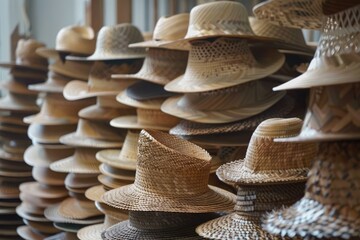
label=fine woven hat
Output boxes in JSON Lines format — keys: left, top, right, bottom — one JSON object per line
{"left": 28, "top": 72, "right": 75, "bottom": 93}
{"left": 36, "top": 25, "right": 96, "bottom": 58}
{"left": 49, "top": 59, "right": 92, "bottom": 80}
{"left": 217, "top": 118, "right": 317, "bottom": 185}
{"left": 112, "top": 48, "right": 188, "bottom": 86}
{"left": 28, "top": 123, "right": 77, "bottom": 144}
{"left": 0, "top": 79, "right": 38, "bottom": 95}
{"left": 162, "top": 80, "right": 286, "bottom": 124}
{"left": 125, "top": 80, "right": 175, "bottom": 101}
{"left": 67, "top": 23, "right": 146, "bottom": 61}
{"left": 102, "top": 130, "right": 236, "bottom": 213}
{"left": 58, "top": 197, "right": 103, "bottom": 220}
{"left": 263, "top": 141, "right": 360, "bottom": 239}
{"left": 0, "top": 92, "right": 39, "bottom": 113}
{"left": 116, "top": 89, "right": 165, "bottom": 110}
{"left": 0, "top": 39, "right": 48, "bottom": 71}
{"left": 164, "top": 38, "right": 285, "bottom": 93}
{"left": 129, "top": 13, "right": 189, "bottom": 49}
{"left": 24, "top": 93, "right": 94, "bottom": 125}
{"left": 59, "top": 119, "right": 126, "bottom": 148}
{"left": 273, "top": 6, "right": 360, "bottom": 91}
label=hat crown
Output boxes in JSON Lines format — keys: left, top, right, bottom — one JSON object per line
{"left": 75, "top": 119, "right": 124, "bottom": 141}
{"left": 136, "top": 108, "right": 179, "bottom": 128}
{"left": 55, "top": 25, "right": 96, "bottom": 54}
{"left": 153, "top": 13, "right": 189, "bottom": 41}
{"left": 16, "top": 39, "right": 48, "bottom": 68}
{"left": 118, "top": 130, "right": 139, "bottom": 163}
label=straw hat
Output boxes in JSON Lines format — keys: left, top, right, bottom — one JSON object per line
{"left": 129, "top": 13, "right": 189, "bottom": 49}
{"left": 31, "top": 166, "right": 67, "bottom": 186}
{"left": 85, "top": 185, "right": 106, "bottom": 203}
{"left": 9, "top": 67, "right": 47, "bottom": 81}
{"left": 16, "top": 203, "right": 48, "bottom": 222}
{"left": 264, "top": 141, "right": 360, "bottom": 239}
{"left": 58, "top": 198, "right": 103, "bottom": 220}
{"left": 50, "top": 148, "right": 101, "bottom": 174}
{"left": 63, "top": 60, "right": 139, "bottom": 100}
{"left": 0, "top": 181, "right": 20, "bottom": 199}
{"left": 124, "top": 80, "right": 175, "bottom": 101}
{"left": 44, "top": 232, "right": 79, "bottom": 240}
{"left": 67, "top": 23, "right": 146, "bottom": 61}
{"left": 0, "top": 78, "right": 38, "bottom": 95}
{"left": 0, "top": 122, "right": 28, "bottom": 134}
{"left": 36, "top": 25, "right": 96, "bottom": 58}
{"left": 23, "top": 219, "right": 59, "bottom": 234}
{"left": 116, "top": 89, "right": 166, "bottom": 110}
{"left": 217, "top": 118, "right": 317, "bottom": 185}
{"left": 49, "top": 59, "right": 92, "bottom": 80}
{"left": 112, "top": 48, "right": 188, "bottom": 86}
{"left": 59, "top": 119, "right": 125, "bottom": 148}
{"left": 24, "top": 93, "right": 94, "bottom": 125}
{"left": 28, "top": 72, "right": 73, "bottom": 93}
{"left": 102, "top": 130, "right": 235, "bottom": 213}
{"left": 19, "top": 182, "right": 68, "bottom": 199}
{"left": 24, "top": 144, "right": 74, "bottom": 167}
{"left": 0, "top": 112, "right": 28, "bottom": 126}
{"left": 53, "top": 222, "right": 87, "bottom": 233}
{"left": 164, "top": 38, "right": 285, "bottom": 93}
{"left": 162, "top": 80, "right": 285, "bottom": 123}
{"left": 96, "top": 130, "right": 139, "bottom": 171}
{"left": 28, "top": 123, "right": 77, "bottom": 144}
{"left": 17, "top": 225, "right": 49, "bottom": 240}
{"left": 0, "top": 39, "right": 48, "bottom": 71}
{"left": 0, "top": 92, "right": 39, "bottom": 113}
{"left": 99, "top": 163, "right": 135, "bottom": 181}
{"left": 64, "top": 173, "right": 99, "bottom": 189}
{"left": 98, "top": 175, "right": 133, "bottom": 190}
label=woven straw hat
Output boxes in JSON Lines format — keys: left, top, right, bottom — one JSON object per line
{"left": 0, "top": 79, "right": 38, "bottom": 95}
{"left": 217, "top": 118, "right": 317, "bottom": 185}
{"left": 273, "top": 6, "right": 360, "bottom": 91}
{"left": 59, "top": 119, "right": 125, "bottom": 148}
{"left": 116, "top": 89, "right": 166, "bottom": 110}
{"left": 0, "top": 122, "right": 28, "bottom": 134}
{"left": 112, "top": 48, "right": 188, "bottom": 86}
{"left": 63, "top": 61, "right": 139, "bottom": 100}
{"left": 85, "top": 185, "right": 106, "bottom": 203}
{"left": 102, "top": 130, "right": 236, "bottom": 213}
{"left": 124, "top": 80, "right": 175, "bottom": 101}
{"left": 99, "top": 163, "right": 135, "bottom": 181}
{"left": 28, "top": 123, "right": 77, "bottom": 144}
{"left": 264, "top": 141, "right": 360, "bottom": 239}
{"left": 96, "top": 130, "right": 139, "bottom": 171}
{"left": 24, "top": 144, "right": 74, "bottom": 167}
{"left": 24, "top": 93, "right": 94, "bottom": 125}
{"left": 129, "top": 13, "right": 189, "bottom": 49}
{"left": 17, "top": 225, "right": 49, "bottom": 240}
{"left": 58, "top": 197, "right": 103, "bottom": 220}
{"left": 49, "top": 59, "right": 92, "bottom": 80}
{"left": 50, "top": 148, "right": 101, "bottom": 174}
{"left": 0, "top": 39, "right": 48, "bottom": 71}
{"left": 32, "top": 166, "right": 67, "bottom": 186}
{"left": 67, "top": 24, "right": 146, "bottom": 61}
{"left": 0, "top": 112, "right": 28, "bottom": 126}
{"left": 98, "top": 174, "right": 133, "bottom": 190}
{"left": 28, "top": 72, "right": 74, "bottom": 93}
{"left": 9, "top": 67, "right": 47, "bottom": 81}
{"left": 36, "top": 26, "right": 96, "bottom": 59}
{"left": 164, "top": 38, "right": 285, "bottom": 93}
{"left": 0, "top": 92, "right": 39, "bottom": 113}
{"left": 23, "top": 219, "right": 59, "bottom": 234}
{"left": 65, "top": 173, "right": 99, "bottom": 189}
{"left": 162, "top": 80, "right": 285, "bottom": 123}
{"left": 19, "top": 182, "right": 68, "bottom": 200}
{"left": 44, "top": 232, "right": 79, "bottom": 240}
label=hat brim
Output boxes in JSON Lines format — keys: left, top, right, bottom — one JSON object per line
{"left": 129, "top": 39, "right": 188, "bottom": 50}
{"left": 96, "top": 149, "right": 136, "bottom": 171}
{"left": 24, "top": 145, "right": 74, "bottom": 168}
{"left": 110, "top": 115, "right": 172, "bottom": 131}
{"left": 63, "top": 81, "right": 121, "bottom": 101}
{"left": 0, "top": 98, "right": 39, "bottom": 113}
{"left": 0, "top": 62, "right": 48, "bottom": 71}
{"left": 31, "top": 166, "right": 67, "bottom": 186}
{"left": 49, "top": 64, "right": 90, "bottom": 81}
{"left": 50, "top": 155, "right": 101, "bottom": 174}
{"left": 85, "top": 185, "right": 106, "bottom": 203}
{"left": 116, "top": 91, "right": 163, "bottom": 110}
{"left": 16, "top": 205, "right": 48, "bottom": 222}
{"left": 0, "top": 184, "right": 20, "bottom": 199}
{"left": 78, "top": 104, "right": 135, "bottom": 122}
{"left": 28, "top": 124, "right": 77, "bottom": 144}
{"left": 23, "top": 114, "right": 78, "bottom": 125}
{"left": 17, "top": 225, "right": 48, "bottom": 240}
{"left": 0, "top": 80, "right": 38, "bottom": 95}
{"left": 44, "top": 232, "right": 79, "bottom": 240}
{"left": 77, "top": 223, "right": 108, "bottom": 240}
{"left": 59, "top": 133, "right": 124, "bottom": 148}
{"left": 98, "top": 175, "right": 133, "bottom": 190}
{"left": 125, "top": 81, "right": 176, "bottom": 100}
{"left": 66, "top": 53, "right": 146, "bottom": 62}
{"left": 0, "top": 123, "right": 27, "bottom": 134}
{"left": 0, "top": 114, "right": 27, "bottom": 126}
{"left": 28, "top": 81, "right": 66, "bottom": 93}
{"left": 19, "top": 182, "right": 68, "bottom": 199}
{"left": 58, "top": 198, "right": 103, "bottom": 220}
{"left": 99, "top": 163, "right": 136, "bottom": 181}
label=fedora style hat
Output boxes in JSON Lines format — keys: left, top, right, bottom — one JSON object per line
{"left": 0, "top": 39, "right": 48, "bottom": 71}
{"left": 67, "top": 24, "right": 146, "bottom": 61}
{"left": 0, "top": 92, "right": 39, "bottom": 113}
{"left": 217, "top": 118, "right": 317, "bottom": 185}
{"left": 263, "top": 141, "right": 360, "bottom": 239}
{"left": 31, "top": 166, "right": 67, "bottom": 186}
{"left": 0, "top": 78, "right": 38, "bottom": 95}
{"left": 49, "top": 59, "right": 92, "bottom": 80}
{"left": 59, "top": 119, "right": 125, "bottom": 148}
{"left": 116, "top": 89, "right": 166, "bottom": 110}
{"left": 129, "top": 13, "right": 189, "bottom": 49}
{"left": 63, "top": 60, "right": 140, "bottom": 101}
{"left": 102, "top": 130, "right": 236, "bottom": 213}
{"left": 164, "top": 38, "right": 285, "bottom": 93}
{"left": 28, "top": 123, "right": 77, "bottom": 144}
{"left": 28, "top": 72, "right": 74, "bottom": 93}
{"left": 162, "top": 80, "right": 285, "bottom": 123}
{"left": 36, "top": 26, "right": 96, "bottom": 59}
{"left": 112, "top": 48, "right": 188, "bottom": 86}
{"left": 24, "top": 93, "right": 94, "bottom": 125}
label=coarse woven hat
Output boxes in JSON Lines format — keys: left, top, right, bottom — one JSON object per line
{"left": 196, "top": 183, "right": 305, "bottom": 240}
{"left": 64, "top": 172, "right": 99, "bottom": 189}
{"left": 110, "top": 108, "right": 180, "bottom": 131}
{"left": 96, "top": 130, "right": 139, "bottom": 171}
{"left": 129, "top": 13, "right": 189, "bottom": 49}
{"left": 17, "top": 225, "right": 49, "bottom": 240}
{"left": 67, "top": 23, "right": 146, "bottom": 61}
{"left": 0, "top": 39, "right": 48, "bottom": 71}
{"left": 36, "top": 25, "right": 96, "bottom": 59}
{"left": 32, "top": 166, "right": 67, "bottom": 186}
{"left": 124, "top": 80, "right": 175, "bottom": 101}
{"left": 50, "top": 148, "right": 101, "bottom": 174}
{"left": 24, "top": 144, "right": 74, "bottom": 167}
{"left": 49, "top": 59, "right": 92, "bottom": 80}
{"left": 162, "top": 80, "right": 286, "bottom": 124}
{"left": 98, "top": 174, "right": 133, "bottom": 190}
{"left": 99, "top": 163, "right": 135, "bottom": 181}
{"left": 217, "top": 118, "right": 317, "bottom": 185}
{"left": 63, "top": 60, "right": 139, "bottom": 100}
{"left": 0, "top": 78, "right": 38, "bottom": 95}
{"left": 28, "top": 72, "right": 74, "bottom": 93}
{"left": 253, "top": 0, "right": 359, "bottom": 30}
{"left": 164, "top": 38, "right": 285, "bottom": 93}
{"left": 273, "top": 6, "right": 360, "bottom": 91}
{"left": 24, "top": 93, "right": 94, "bottom": 125}
{"left": 59, "top": 119, "right": 125, "bottom": 148}
{"left": 160, "top": 1, "right": 279, "bottom": 51}
{"left": 112, "top": 48, "right": 188, "bottom": 86}
{"left": 19, "top": 182, "right": 68, "bottom": 199}
{"left": 264, "top": 141, "right": 360, "bottom": 239}
{"left": 0, "top": 92, "right": 39, "bottom": 113}
{"left": 79, "top": 96, "right": 135, "bottom": 122}
{"left": 44, "top": 232, "right": 79, "bottom": 240}
{"left": 116, "top": 89, "right": 166, "bottom": 110}
{"left": 28, "top": 123, "right": 77, "bottom": 144}
{"left": 58, "top": 197, "right": 103, "bottom": 220}
{"left": 102, "top": 130, "right": 236, "bottom": 213}
{"left": 276, "top": 82, "right": 360, "bottom": 142}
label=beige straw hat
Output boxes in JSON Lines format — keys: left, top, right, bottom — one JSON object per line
{"left": 28, "top": 123, "right": 77, "bottom": 144}
{"left": 0, "top": 112, "right": 28, "bottom": 126}
{"left": 98, "top": 175, "right": 133, "bottom": 190}
{"left": 31, "top": 166, "right": 67, "bottom": 186}
{"left": 99, "top": 163, "right": 135, "bottom": 181}
{"left": 67, "top": 24, "right": 146, "bottom": 61}
{"left": 53, "top": 222, "right": 88, "bottom": 233}
{"left": 129, "top": 13, "right": 189, "bottom": 49}
{"left": 49, "top": 59, "right": 92, "bottom": 80}
{"left": 64, "top": 173, "right": 99, "bottom": 189}
{"left": 28, "top": 72, "right": 74, "bottom": 93}
{"left": 59, "top": 119, "right": 125, "bottom": 148}
{"left": 0, "top": 92, "right": 39, "bottom": 113}
{"left": 17, "top": 225, "right": 48, "bottom": 240}
{"left": 9, "top": 67, "right": 47, "bottom": 81}
{"left": 102, "top": 130, "right": 236, "bottom": 213}
{"left": 264, "top": 141, "right": 360, "bottom": 239}
{"left": 23, "top": 219, "right": 59, "bottom": 234}
{"left": 19, "top": 192, "right": 65, "bottom": 210}
{"left": 273, "top": 6, "right": 360, "bottom": 91}
{"left": 19, "top": 182, "right": 68, "bottom": 199}
{"left": 24, "top": 144, "right": 74, "bottom": 167}
{"left": 164, "top": 38, "right": 285, "bottom": 93}
{"left": 0, "top": 39, "right": 48, "bottom": 71}
{"left": 50, "top": 148, "right": 101, "bottom": 174}
{"left": 0, "top": 79, "right": 38, "bottom": 95}
{"left": 112, "top": 48, "right": 188, "bottom": 86}
{"left": 116, "top": 89, "right": 165, "bottom": 110}
{"left": 85, "top": 185, "right": 106, "bottom": 203}
{"left": 0, "top": 181, "right": 20, "bottom": 199}
{"left": 123, "top": 80, "right": 175, "bottom": 101}
{"left": 44, "top": 232, "right": 79, "bottom": 240}
{"left": 58, "top": 198, "right": 103, "bottom": 220}
{"left": 36, "top": 26, "right": 96, "bottom": 59}
{"left": 162, "top": 80, "right": 285, "bottom": 123}
{"left": 0, "top": 122, "right": 28, "bottom": 134}
{"left": 217, "top": 118, "right": 317, "bottom": 185}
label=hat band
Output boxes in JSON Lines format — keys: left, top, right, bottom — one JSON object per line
{"left": 137, "top": 109, "right": 179, "bottom": 127}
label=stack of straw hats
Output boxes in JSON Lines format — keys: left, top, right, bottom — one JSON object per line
{"left": 0, "top": 38, "right": 48, "bottom": 240}
{"left": 252, "top": 1, "right": 360, "bottom": 239}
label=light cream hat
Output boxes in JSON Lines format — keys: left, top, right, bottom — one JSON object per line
{"left": 32, "top": 166, "right": 67, "bottom": 186}
{"left": 36, "top": 25, "right": 96, "bottom": 58}
{"left": 28, "top": 123, "right": 77, "bottom": 144}
{"left": 0, "top": 92, "right": 39, "bottom": 113}
{"left": 49, "top": 59, "right": 92, "bottom": 80}
{"left": 67, "top": 24, "right": 146, "bottom": 61}
{"left": 0, "top": 78, "right": 38, "bottom": 95}
{"left": 28, "top": 72, "right": 74, "bottom": 93}
{"left": 164, "top": 38, "right": 285, "bottom": 93}
{"left": 162, "top": 80, "right": 285, "bottom": 123}
{"left": 24, "top": 144, "right": 74, "bottom": 167}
